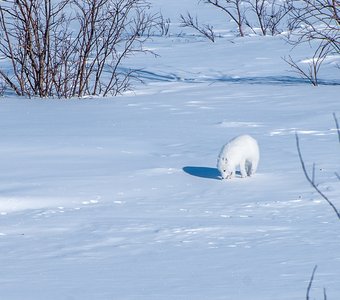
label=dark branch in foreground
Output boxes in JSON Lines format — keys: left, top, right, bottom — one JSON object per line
{"left": 295, "top": 132, "right": 340, "bottom": 220}
{"left": 306, "top": 265, "right": 328, "bottom": 300}
{"left": 306, "top": 265, "right": 317, "bottom": 300}
{"left": 333, "top": 112, "right": 340, "bottom": 144}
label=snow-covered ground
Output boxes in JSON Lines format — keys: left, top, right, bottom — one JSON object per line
{"left": 1, "top": 1, "right": 340, "bottom": 299}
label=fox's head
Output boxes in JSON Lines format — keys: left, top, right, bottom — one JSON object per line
{"left": 217, "top": 157, "right": 233, "bottom": 179}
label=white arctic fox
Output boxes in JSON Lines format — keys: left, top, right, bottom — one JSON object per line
{"left": 217, "top": 134, "right": 259, "bottom": 179}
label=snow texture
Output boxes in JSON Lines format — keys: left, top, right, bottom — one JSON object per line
{"left": 0, "top": 0, "right": 340, "bottom": 299}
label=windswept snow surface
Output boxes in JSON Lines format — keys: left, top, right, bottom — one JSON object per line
{"left": 1, "top": 1, "right": 340, "bottom": 300}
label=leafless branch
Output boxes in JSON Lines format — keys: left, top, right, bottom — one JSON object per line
{"left": 203, "top": 0, "right": 291, "bottom": 36}
{"left": 333, "top": 112, "right": 340, "bottom": 144}
{"left": 204, "top": 0, "right": 246, "bottom": 37}
{"left": 296, "top": 132, "right": 340, "bottom": 220}
{"left": 283, "top": 42, "right": 331, "bottom": 86}
{"left": 306, "top": 265, "right": 328, "bottom": 300}
{"left": 157, "top": 14, "right": 171, "bottom": 36}
{"left": 180, "top": 13, "right": 215, "bottom": 42}
{"left": 335, "top": 171, "right": 340, "bottom": 181}
{"left": 0, "top": 0, "right": 158, "bottom": 98}
{"left": 306, "top": 265, "right": 317, "bottom": 300}
{"left": 247, "top": 0, "right": 293, "bottom": 35}
{"left": 286, "top": 0, "right": 340, "bottom": 82}
{"left": 323, "top": 287, "right": 328, "bottom": 300}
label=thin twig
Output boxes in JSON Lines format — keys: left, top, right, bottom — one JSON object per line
{"left": 335, "top": 172, "right": 340, "bottom": 181}
{"left": 180, "top": 13, "right": 215, "bottom": 42}
{"left": 296, "top": 133, "right": 340, "bottom": 220}
{"left": 306, "top": 265, "right": 317, "bottom": 300}
{"left": 333, "top": 112, "right": 340, "bottom": 144}
{"left": 323, "top": 287, "right": 327, "bottom": 300}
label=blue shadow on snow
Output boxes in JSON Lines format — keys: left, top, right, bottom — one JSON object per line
{"left": 121, "top": 68, "right": 340, "bottom": 86}
{"left": 183, "top": 166, "right": 221, "bottom": 180}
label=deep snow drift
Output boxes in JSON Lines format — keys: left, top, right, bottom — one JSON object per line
{"left": 0, "top": 0, "right": 340, "bottom": 299}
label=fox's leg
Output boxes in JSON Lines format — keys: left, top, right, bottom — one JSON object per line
{"left": 240, "top": 160, "right": 247, "bottom": 178}
{"left": 249, "top": 158, "right": 258, "bottom": 176}
{"left": 246, "top": 161, "right": 252, "bottom": 176}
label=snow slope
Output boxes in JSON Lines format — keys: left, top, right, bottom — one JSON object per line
{"left": 0, "top": 0, "right": 340, "bottom": 299}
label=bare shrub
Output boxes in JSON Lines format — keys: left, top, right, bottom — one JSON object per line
{"left": 283, "top": 43, "right": 332, "bottom": 86}
{"left": 180, "top": 13, "right": 215, "bottom": 42}
{"left": 0, "top": 0, "right": 158, "bottom": 98}
{"left": 333, "top": 112, "right": 340, "bottom": 144}
{"left": 157, "top": 14, "right": 171, "bottom": 36}
{"left": 288, "top": 0, "right": 340, "bottom": 52}
{"left": 285, "top": 0, "right": 340, "bottom": 85}
{"left": 200, "top": 0, "right": 293, "bottom": 37}
{"left": 246, "top": 0, "right": 293, "bottom": 35}
{"left": 204, "top": 0, "right": 247, "bottom": 37}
